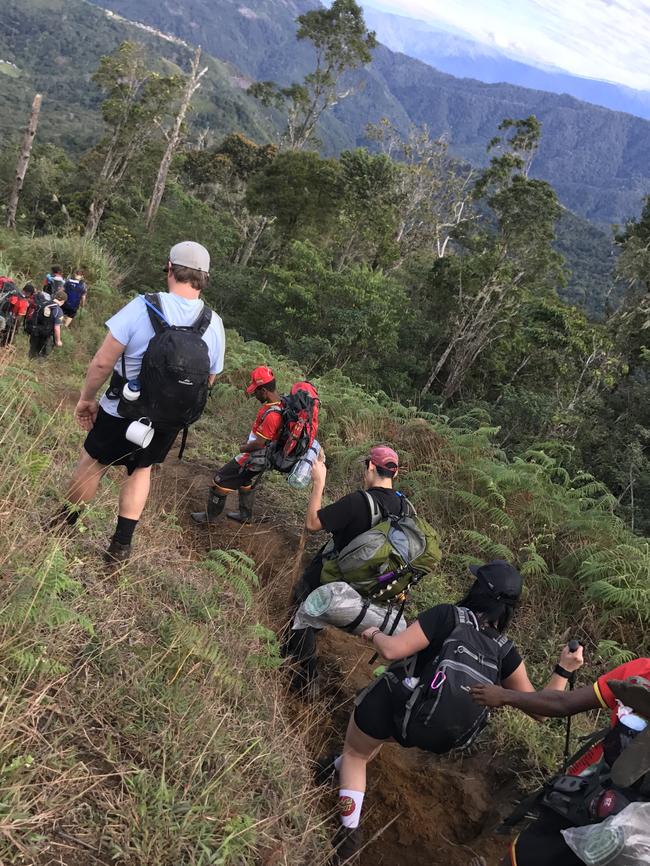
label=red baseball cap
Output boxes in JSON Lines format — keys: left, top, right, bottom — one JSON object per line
{"left": 245, "top": 365, "right": 275, "bottom": 394}
{"left": 368, "top": 445, "right": 399, "bottom": 474}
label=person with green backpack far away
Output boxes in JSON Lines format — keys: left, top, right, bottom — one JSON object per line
{"left": 470, "top": 658, "right": 650, "bottom": 866}
{"left": 283, "top": 445, "right": 442, "bottom": 695}
{"left": 191, "top": 366, "right": 320, "bottom": 525}
{"left": 319, "top": 561, "right": 584, "bottom": 864}
{"left": 50, "top": 241, "right": 225, "bottom": 566}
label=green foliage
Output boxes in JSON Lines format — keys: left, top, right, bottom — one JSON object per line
{"left": 202, "top": 549, "right": 260, "bottom": 609}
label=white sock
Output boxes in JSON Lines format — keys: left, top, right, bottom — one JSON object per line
{"left": 338, "top": 789, "right": 364, "bottom": 829}
{"left": 334, "top": 755, "right": 342, "bottom": 773}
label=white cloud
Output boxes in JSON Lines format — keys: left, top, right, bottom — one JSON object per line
{"left": 365, "top": 0, "right": 650, "bottom": 90}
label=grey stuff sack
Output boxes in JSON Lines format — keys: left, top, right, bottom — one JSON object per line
{"left": 292, "top": 581, "right": 407, "bottom": 636}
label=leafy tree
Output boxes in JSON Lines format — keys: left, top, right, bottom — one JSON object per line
{"left": 367, "top": 120, "right": 475, "bottom": 266}
{"left": 421, "top": 116, "right": 565, "bottom": 400}
{"left": 85, "top": 42, "right": 182, "bottom": 239}
{"left": 250, "top": 0, "right": 377, "bottom": 149}
{"left": 245, "top": 151, "right": 343, "bottom": 245}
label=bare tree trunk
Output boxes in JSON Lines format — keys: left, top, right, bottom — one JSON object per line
{"left": 6, "top": 94, "right": 42, "bottom": 229}
{"left": 145, "top": 47, "right": 207, "bottom": 230}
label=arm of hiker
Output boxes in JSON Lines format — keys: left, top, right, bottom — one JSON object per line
{"left": 470, "top": 683, "right": 600, "bottom": 718}
{"left": 305, "top": 450, "right": 327, "bottom": 532}
{"left": 239, "top": 433, "right": 269, "bottom": 453}
{"left": 53, "top": 323, "right": 63, "bottom": 347}
{"left": 362, "top": 621, "right": 430, "bottom": 661}
{"left": 75, "top": 333, "right": 126, "bottom": 431}
{"left": 497, "top": 643, "right": 585, "bottom": 721}
{"left": 208, "top": 374, "right": 217, "bottom": 386}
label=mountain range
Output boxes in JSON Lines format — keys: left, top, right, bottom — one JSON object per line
{"left": 361, "top": 3, "right": 650, "bottom": 122}
{"left": 83, "top": 0, "right": 650, "bottom": 229}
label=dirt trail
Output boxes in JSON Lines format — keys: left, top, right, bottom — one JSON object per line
{"left": 157, "top": 458, "right": 518, "bottom": 866}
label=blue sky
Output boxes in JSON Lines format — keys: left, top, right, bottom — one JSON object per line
{"left": 363, "top": 0, "right": 650, "bottom": 91}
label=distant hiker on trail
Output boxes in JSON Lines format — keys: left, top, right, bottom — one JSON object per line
{"left": 43, "top": 265, "right": 65, "bottom": 299}
{"left": 191, "top": 369, "right": 320, "bottom": 525}
{"left": 0, "top": 280, "right": 27, "bottom": 347}
{"left": 28, "top": 289, "right": 66, "bottom": 359}
{"left": 284, "top": 446, "right": 441, "bottom": 694}
{"left": 320, "top": 561, "right": 584, "bottom": 863}
{"left": 62, "top": 269, "right": 88, "bottom": 327}
{"left": 52, "top": 241, "right": 225, "bottom": 565}
{"left": 471, "top": 658, "right": 650, "bottom": 866}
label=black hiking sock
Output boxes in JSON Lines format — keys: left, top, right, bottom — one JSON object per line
{"left": 112, "top": 516, "right": 138, "bottom": 546}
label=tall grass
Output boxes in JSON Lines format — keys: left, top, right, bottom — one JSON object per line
{"left": 0, "top": 289, "right": 327, "bottom": 862}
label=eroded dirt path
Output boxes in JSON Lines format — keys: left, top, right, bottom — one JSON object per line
{"left": 158, "top": 458, "right": 517, "bottom": 866}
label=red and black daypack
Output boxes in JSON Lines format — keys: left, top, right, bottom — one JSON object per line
{"left": 265, "top": 381, "right": 320, "bottom": 473}
{"left": 110, "top": 293, "right": 213, "bottom": 453}
{"left": 24, "top": 292, "right": 49, "bottom": 335}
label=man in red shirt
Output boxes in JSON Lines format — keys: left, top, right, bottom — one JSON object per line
{"left": 191, "top": 366, "right": 283, "bottom": 525}
{"left": 471, "top": 658, "right": 650, "bottom": 866}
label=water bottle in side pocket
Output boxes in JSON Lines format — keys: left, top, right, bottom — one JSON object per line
{"left": 287, "top": 439, "right": 321, "bottom": 489}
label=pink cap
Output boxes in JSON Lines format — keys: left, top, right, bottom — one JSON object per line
{"left": 368, "top": 445, "right": 399, "bottom": 473}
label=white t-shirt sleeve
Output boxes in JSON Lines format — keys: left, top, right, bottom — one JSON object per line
{"left": 209, "top": 314, "right": 226, "bottom": 376}
{"left": 105, "top": 296, "right": 145, "bottom": 347}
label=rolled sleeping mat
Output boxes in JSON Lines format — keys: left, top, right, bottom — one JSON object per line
{"left": 292, "top": 580, "right": 407, "bottom": 636}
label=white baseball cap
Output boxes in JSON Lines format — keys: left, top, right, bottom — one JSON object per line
{"left": 168, "top": 241, "right": 210, "bottom": 274}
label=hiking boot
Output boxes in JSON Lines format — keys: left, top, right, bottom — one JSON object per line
{"left": 331, "top": 826, "right": 363, "bottom": 864}
{"left": 226, "top": 488, "right": 255, "bottom": 524}
{"left": 191, "top": 489, "right": 226, "bottom": 525}
{"left": 314, "top": 753, "right": 339, "bottom": 786}
{"left": 103, "top": 539, "right": 132, "bottom": 566}
{"left": 47, "top": 505, "right": 80, "bottom": 534}
{"left": 288, "top": 666, "right": 321, "bottom": 701}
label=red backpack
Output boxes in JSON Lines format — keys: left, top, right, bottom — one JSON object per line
{"left": 266, "top": 381, "right": 320, "bottom": 473}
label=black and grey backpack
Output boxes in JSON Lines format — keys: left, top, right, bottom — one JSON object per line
{"left": 112, "top": 293, "right": 213, "bottom": 450}
{"left": 361, "top": 606, "right": 511, "bottom": 752}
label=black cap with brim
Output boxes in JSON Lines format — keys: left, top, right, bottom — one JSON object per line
{"left": 469, "top": 560, "right": 523, "bottom": 601}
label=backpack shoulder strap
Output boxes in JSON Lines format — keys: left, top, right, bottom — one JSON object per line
{"left": 192, "top": 302, "right": 212, "bottom": 337}
{"left": 456, "top": 606, "right": 480, "bottom": 631}
{"left": 397, "top": 492, "right": 417, "bottom": 518}
{"left": 363, "top": 490, "right": 384, "bottom": 527}
{"left": 143, "top": 292, "right": 170, "bottom": 334}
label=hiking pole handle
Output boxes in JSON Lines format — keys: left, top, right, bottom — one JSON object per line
{"left": 562, "top": 639, "right": 581, "bottom": 771}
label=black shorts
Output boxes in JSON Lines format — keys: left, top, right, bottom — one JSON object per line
{"left": 509, "top": 810, "right": 583, "bottom": 866}
{"left": 354, "top": 677, "right": 409, "bottom": 744}
{"left": 213, "top": 458, "right": 264, "bottom": 493}
{"left": 84, "top": 407, "right": 179, "bottom": 475}
{"left": 61, "top": 304, "right": 79, "bottom": 318}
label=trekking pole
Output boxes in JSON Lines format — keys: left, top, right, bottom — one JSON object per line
{"left": 562, "top": 638, "right": 581, "bottom": 771}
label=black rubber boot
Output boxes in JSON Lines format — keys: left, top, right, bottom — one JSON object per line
{"left": 331, "top": 825, "right": 364, "bottom": 864}
{"left": 226, "top": 488, "right": 255, "bottom": 523}
{"left": 283, "top": 626, "right": 320, "bottom": 698}
{"left": 191, "top": 488, "right": 226, "bottom": 525}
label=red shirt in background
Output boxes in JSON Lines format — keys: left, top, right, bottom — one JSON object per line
{"left": 9, "top": 296, "right": 28, "bottom": 316}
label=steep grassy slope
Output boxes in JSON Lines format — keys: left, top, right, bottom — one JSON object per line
{"left": 0, "top": 0, "right": 273, "bottom": 154}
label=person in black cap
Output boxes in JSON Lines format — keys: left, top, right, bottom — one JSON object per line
{"left": 321, "top": 560, "right": 583, "bottom": 864}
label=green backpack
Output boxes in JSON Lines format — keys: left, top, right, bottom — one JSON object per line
{"left": 320, "top": 492, "right": 441, "bottom": 601}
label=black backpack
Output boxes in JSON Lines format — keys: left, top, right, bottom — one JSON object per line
{"left": 115, "top": 293, "right": 213, "bottom": 438}
{"left": 371, "top": 607, "right": 511, "bottom": 752}
{"left": 31, "top": 299, "right": 58, "bottom": 337}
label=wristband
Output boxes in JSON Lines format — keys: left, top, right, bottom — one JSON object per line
{"left": 369, "top": 628, "right": 381, "bottom": 643}
{"left": 554, "top": 664, "right": 576, "bottom": 683}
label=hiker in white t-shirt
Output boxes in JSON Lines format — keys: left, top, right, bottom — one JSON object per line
{"left": 51, "top": 242, "right": 225, "bottom": 566}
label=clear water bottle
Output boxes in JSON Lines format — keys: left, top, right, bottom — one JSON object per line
{"left": 287, "top": 439, "right": 320, "bottom": 489}
{"left": 122, "top": 379, "right": 141, "bottom": 402}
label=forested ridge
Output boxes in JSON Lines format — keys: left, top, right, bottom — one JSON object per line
{"left": 1, "top": 0, "right": 650, "bottom": 863}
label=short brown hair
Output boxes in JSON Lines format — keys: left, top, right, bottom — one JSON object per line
{"left": 54, "top": 290, "right": 68, "bottom": 303}
{"left": 170, "top": 263, "right": 209, "bottom": 292}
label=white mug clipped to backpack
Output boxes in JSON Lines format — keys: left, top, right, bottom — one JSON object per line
{"left": 125, "top": 418, "right": 155, "bottom": 449}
